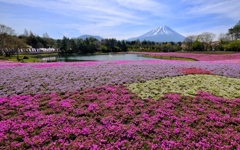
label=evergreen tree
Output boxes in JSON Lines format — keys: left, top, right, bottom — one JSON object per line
{"left": 61, "top": 36, "right": 70, "bottom": 52}
{"left": 228, "top": 21, "right": 240, "bottom": 40}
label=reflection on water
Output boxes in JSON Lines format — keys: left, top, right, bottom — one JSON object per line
{"left": 41, "top": 57, "right": 57, "bottom": 62}
{"left": 39, "top": 53, "right": 159, "bottom": 62}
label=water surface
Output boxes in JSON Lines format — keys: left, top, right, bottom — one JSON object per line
{"left": 39, "top": 53, "right": 159, "bottom": 62}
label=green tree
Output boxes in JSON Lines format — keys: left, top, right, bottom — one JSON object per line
{"left": 233, "top": 24, "right": 240, "bottom": 40}
{"left": 103, "top": 38, "right": 118, "bottom": 52}
{"left": 192, "top": 40, "right": 204, "bottom": 51}
{"left": 218, "top": 33, "right": 230, "bottom": 44}
{"left": 183, "top": 35, "right": 197, "bottom": 51}
{"left": 225, "top": 40, "right": 240, "bottom": 51}
{"left": 69, "top": 38, "right": 77, "bottom": 52}
{"left": 60, "top": 36, "right": 70, "bottom": 52}
{"left": 76, "top": 39, "right": 86, "bottom": 53}
{"left": 26, "top": 33, "right": 39, "bottom": 48}
{"left": 0, "top": 24, "right": 15, "bottom": 53}
{"left": 100, "top": 45, "right": 108, "bottom": 52}
{"left": 228, "top": 21, "right": 240, "bottom": 40}
{"left": 120, "top": 40, "right": 128, "bottom": 51}
{"left": 198, "top": 32, "right": 216, "bottom": 51}
{"left": 165, "top": 42, "right": 173, "bottom": 52}
{"left": 12, "top": 36, "right": 27, "bottom": 61}
{"left": 0, "top": 24, "right": 26, "bottom": 58}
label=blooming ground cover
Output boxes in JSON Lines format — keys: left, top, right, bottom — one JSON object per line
{"left": 127, "top": 74, "right": 240, "bottom": 100}
{"left": 0, "top": 58, "right": 240, "bottom": 149}
{"left": 134, "top": 52, "right": 240, "bottom": 62}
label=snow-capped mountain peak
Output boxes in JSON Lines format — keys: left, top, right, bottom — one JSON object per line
{"left": 142, "top": 26, "right": 174, "bottom": 37}
{"left": 127, "top": 25, "right": 185, "bottom": 42}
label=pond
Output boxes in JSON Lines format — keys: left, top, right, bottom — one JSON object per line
{"left": 38, "top": 53, "right": 159, "bottom": 62}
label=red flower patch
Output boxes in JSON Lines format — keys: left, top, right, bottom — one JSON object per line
{"left": 180, "top": 67, "right": 212, "bottom": 75}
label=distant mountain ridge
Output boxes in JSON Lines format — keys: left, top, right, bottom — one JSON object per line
{"left": 78, "top": 35, "right": 103, "bottom": 41}
{"left": 128, "top": 26, "right": 185, "bottom": 42}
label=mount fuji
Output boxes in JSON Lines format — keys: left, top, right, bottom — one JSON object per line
{"left": 127, "top": 26, "right": 185, "bottom": 42}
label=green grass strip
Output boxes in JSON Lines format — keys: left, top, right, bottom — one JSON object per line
{"left": 142, "top": 54, "right": 197, "bottom": 61}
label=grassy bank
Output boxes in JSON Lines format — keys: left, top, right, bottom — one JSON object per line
{"left": 0, "top": 53, "right": 59, "bottom": 62}
{"left": 142, "top": 54, "right": 197, "bottom": 61}
{"left": 0, "top": 55, "right": 40, "bottom": 62}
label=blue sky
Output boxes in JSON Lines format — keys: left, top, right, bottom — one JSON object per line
{"left": 0, "top": 0, "right": 239, "bottom": 40}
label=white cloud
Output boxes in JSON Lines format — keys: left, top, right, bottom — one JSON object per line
{"left": 0, "top": 0, "right": 148, "bottom": 37}
{"left": 0, "top": 0, "right": 145, "bottom": 25}
{"left": 1, "top": 0, "right": 239, "bottom": 39}
{"left": 116, "top": 0, "right": 169, "bottom": 16}
{"left": 183, "top": 0, "right": 240, "bottom": 20}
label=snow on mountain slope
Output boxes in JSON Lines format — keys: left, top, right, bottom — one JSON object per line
{"left": 128, "top": 26, "right": 185, "bottom": 42}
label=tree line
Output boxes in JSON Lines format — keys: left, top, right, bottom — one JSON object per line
{"left": 1, "top": 21, "right": 240, "bottom": 58}
{"left": 182, "top": 21, "right": 240, "bottom": 51}
{"left": 0, "top": 25, "right": 129, "bottom": 56}
{"left": 57, "top": 36, "right": 128, "bottom": 53}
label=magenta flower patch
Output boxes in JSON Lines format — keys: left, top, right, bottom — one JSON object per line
{"left": 0, "top": 85, "right": 239, "bottom": 149}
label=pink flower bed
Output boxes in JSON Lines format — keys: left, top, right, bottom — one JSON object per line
{"left": 210, "top": 59, "right": 240, "bottom": 64}
{"left": 0, "top": 62, "right": 25, "bottom": 68}
{"left": 1, "top": 60, "right": 240, "bottom": 96}
{"left": 112, "top": 60, "right": 135, "bottom": 64}
{"left": 0, "top": 61, "right": 100, "bottom": 69}
{"left": 134, "top": 52, "right": 240, "bottom": 61}
{"left": 70, "top": 61, "right": 100, "bottom": 66}
{"left": 31, "top": 63, "right": 64, "bottom": 68}
{"left": 0, "top": 85, "right": 239, "bottom": 149}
